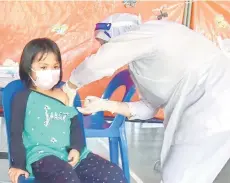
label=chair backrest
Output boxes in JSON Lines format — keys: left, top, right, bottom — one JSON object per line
{"left": 90, "top": 70, "right": 136, "bottom": 128}
{"left": 102, "top": 70, "right": 135, "bottom": 101}
{"left": 2, "top": 80, "right": 86, "bottom": 164}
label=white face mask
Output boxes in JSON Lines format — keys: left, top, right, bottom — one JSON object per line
{"left": 31, "top": 69, "right": 60, "bottom": 90}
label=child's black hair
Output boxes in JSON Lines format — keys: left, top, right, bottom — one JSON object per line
{"left": 19, "top": 38, "right": 63, "bottom": 88}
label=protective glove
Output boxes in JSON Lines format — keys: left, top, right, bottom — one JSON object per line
{"left": 77, "top": 96, "right": 110, "bottom": 114}
{"left": 62, "top": 82, "right": 77, "bottom": 106}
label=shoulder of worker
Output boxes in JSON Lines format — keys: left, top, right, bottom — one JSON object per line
{"left": 140, "top": 20, "right": 187, "bottom": 31}
{"left": 117, "top": 20, "right": 187, "bottom": 37}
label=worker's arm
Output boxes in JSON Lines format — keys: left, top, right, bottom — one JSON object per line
{"left": 77, "top": 96, "right": 158, "bottom": 120}
{"left": 68, "top": 32, "right": 154, "bottom": 89}
{"left": 126, "top": 100, "right": 159, "bottom": 120}
{"left": 103, "top": 99, "right": 158, "bottom": 120}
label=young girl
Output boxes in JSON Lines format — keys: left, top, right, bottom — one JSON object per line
{"left": 8, "top": 38, "right": 127, "bottom": 183}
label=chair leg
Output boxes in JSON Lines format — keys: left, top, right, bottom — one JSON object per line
{"left": 119, "top": 125, "right": 130, "bottom": 183}
{"left": 154, "top": 159, "right": 161, "bottom": 173}
{"left": 109, "top": 137, "right": 119, "bottom": 165}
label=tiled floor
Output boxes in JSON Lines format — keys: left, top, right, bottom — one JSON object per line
{"left": 0, "top": 121, "right": 164, "bottom": 183}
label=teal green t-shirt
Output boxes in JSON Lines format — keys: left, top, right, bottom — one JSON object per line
{"left": 23, "top": 91, "right": 90, "bottom": 175}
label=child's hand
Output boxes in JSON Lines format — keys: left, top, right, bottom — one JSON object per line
{"left": 68, "top": 149, "right": 80, "bottom": 167}
{"left": 8, "top": 168, "right": 29, "bottom": 183}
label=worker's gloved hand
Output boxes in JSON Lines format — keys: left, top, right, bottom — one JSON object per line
{"left": 77, "top": 96, "right": 108, "bottom": 114}
{"left": 62, "top": 82, "right": 77, "bottom": 106}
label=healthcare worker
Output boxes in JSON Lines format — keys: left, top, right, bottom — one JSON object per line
{"left": 63, "top": 13, "right": 230, "bottom": 183}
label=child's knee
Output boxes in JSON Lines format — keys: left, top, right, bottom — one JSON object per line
{"left": 107, "top": 165, "right": 127, "bottom": 182}
{"left": 32, "top": 156, "right": 80, "bottom": 183}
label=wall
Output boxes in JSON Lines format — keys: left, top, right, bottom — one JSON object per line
{"left": 0, "top": 1, "right": 186, "bottom": 119}
{"left": 2, "top": 1, "right": 229, "bottom": 119}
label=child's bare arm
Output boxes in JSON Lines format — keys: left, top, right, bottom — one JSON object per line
{"left": 62, "top": 83, "right": 76, "bottom": 106}
{"left": 54, "top": 88, "right": 74, "bottom": 106}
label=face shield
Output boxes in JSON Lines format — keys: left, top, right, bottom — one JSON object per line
{"left": 94, "top": 13, "right": 142, "bottom": 44}
{"left": 94, "top": 23, "right": 112, "bottom": 44}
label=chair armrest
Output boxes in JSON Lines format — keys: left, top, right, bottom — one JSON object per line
{"left": 18, "top": 175, "right": 35, "bottom": 182}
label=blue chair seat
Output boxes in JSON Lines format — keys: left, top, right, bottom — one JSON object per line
{"left": 83, "top": 115, "right": 112, "bottom": 129}
{"left": 18, "top": 176, "right": 35, "bottom": 183}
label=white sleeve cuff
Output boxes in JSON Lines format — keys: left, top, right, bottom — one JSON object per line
{"left": 69, "top": 69, "right": 84, "bottom": 88}
{"left": 126, "top": 100, "right": 157, "bottom": 120}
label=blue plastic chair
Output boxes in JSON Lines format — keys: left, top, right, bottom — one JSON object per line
{"left": 83, "top": 70, "right": 136, "bottom": 183}
{"left": 2, "top": 80, "right": 84, "bottom": 183}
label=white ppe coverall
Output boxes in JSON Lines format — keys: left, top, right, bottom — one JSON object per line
{"left": 69, "top": 13, "right": 230, "bottom": 183}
